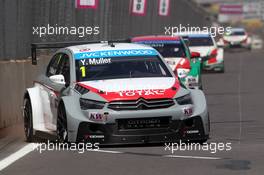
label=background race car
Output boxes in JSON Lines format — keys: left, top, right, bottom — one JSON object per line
{"left": 132, "top": 36, "right": 203, "bottom": 89}
{"left": 179, "top": 32, "right": 225, "bottom": 73}
{"left": 220, "top": 28, "right": 251, "bottom": 50}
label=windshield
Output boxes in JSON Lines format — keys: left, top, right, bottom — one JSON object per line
{"left": 75, "top": 56, "right": 172, "bottom": 81}
{"left": 188, "top": 37, "right": 214, "bottom": 46}
{"left": 230, "top": 31, "right": 246, "bottom": 36}
{"left": 152, "top": 43, "right": 187, "bottom": 58}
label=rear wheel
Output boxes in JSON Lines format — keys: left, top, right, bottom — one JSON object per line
{"left": 23, "top": 97, "right": 35, "bottom": 142}
{"left": 57, "top": 103, "right": 68, "bottom": 142}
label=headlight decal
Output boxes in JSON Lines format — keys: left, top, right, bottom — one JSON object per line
{"left": 175, "top": 94, "right": 193, "bottom": 105}
{"left": 79, "top": 98, "right": 105, "bottom": 110}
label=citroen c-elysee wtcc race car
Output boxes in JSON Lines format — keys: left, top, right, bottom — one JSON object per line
{"left": 23, "top": 41, "right": 210, "bottom": 144}
{"left": 131, "top": 36, "right": 203, "bottom": 89}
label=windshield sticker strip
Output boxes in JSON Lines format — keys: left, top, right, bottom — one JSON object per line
{"left": 74, "top": 49, "right": 158, "bottom": 60}
{"left": 187, "top": 34, "right": 210, "bottom": 38}
{"left": 134, "top": 40, "right": 180, "bottom": 44}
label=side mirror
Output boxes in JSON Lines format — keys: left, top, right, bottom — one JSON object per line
{"left": 191, "top": 52, "right": 200, "bottom": 58}
{"left": 49, "top": 74, "right": 65, "bottom": 85}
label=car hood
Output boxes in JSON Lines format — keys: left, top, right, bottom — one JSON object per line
{"left": 77, "top": 77, "right": 180, "bottom": 101}
{"left": 223, "top": 35, "right": 247, "bottom": 42}
{"left": 189, "top": 46, "right": 215, "bottom": 57}
{"left": 163, "top": 57, "right": 187, "bottom": 70}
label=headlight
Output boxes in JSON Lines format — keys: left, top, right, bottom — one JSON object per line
{"left": 80, "top": 98, "right": 105, "bottom": 110}
{"left": 176, "top": 94, "right": 193, "bottom": 105}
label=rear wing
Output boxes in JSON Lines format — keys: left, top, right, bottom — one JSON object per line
{"left": 31, "top": 39, "right": 131, "bottom": 65}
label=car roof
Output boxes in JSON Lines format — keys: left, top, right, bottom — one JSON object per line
{"left": 67, "top": 43, "right": 154, "bottom": 55}
{"left": 230, "top": 28, "right": 245, "bottom": 32}
{"left": 132, "top": 35, "right": 182, "bottom": 42}
{"left": 176, "top": 31, "right": 211, "bottom": 38}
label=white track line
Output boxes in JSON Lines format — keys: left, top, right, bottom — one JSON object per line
{"left": 163, "top": 155, "right": 222, "bottom": 160}
{"left": 90, "top": 149, "right": 123, "bottom": 154}
{"left": 0, "top": 143, "right": 220, "bottom": 172}
{"left": 238, "top": 55, "right": 243, "bottom": 144}
{"left": 0, "top": 143, "right": 36, "bottom": 171}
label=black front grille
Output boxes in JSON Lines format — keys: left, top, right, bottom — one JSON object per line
{"left": 108, "top": 98, "right": 175, "bottom": 111}
{"left": 117, "top": 117, "right": 170, "bottom": 130}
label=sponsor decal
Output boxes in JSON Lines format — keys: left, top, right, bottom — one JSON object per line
{"left": 186, "top": 76, "right": 199, "bottom": 88}
{"left": 186, "top": 130, "right": 199, "bottom": 134}
{"left": 80, "top": 58, "right": 112, "bottom": 65}
{"left": 89, "top": 112, "right": 108, "bottom": 122}
{"left": 85, "top": 135, "right": 105, "bottom": 139}
{"left": 166, "top": 60, "right": 176, "bottom": 65}
{"left": 135, "top": 40, "right": 180, "bottom": 44}
{"left": 77, "top": 79, "right": 180, "bottom": 101}
{"left": 177, "top": 68, "right": 190, "bottom": 79}
{"left": 75, "top": 49, "right": 158, "bottom": 60}
{"left": 183, "top": 107, "right": 193, "bottom": 116}
{"left": 79, "top": 48, "right": 91, "bottom": 52}
{"left": 118, "top": 89, "right": 165, "bottom": 97}
{"left": 187, "top": 76, "right": 197, "bottom": 83}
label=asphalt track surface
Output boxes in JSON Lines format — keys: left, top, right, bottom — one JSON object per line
{"left": 0, "top": 49, "right": 264, "bottom": 175}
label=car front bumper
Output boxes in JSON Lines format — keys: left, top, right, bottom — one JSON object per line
{"left": 76, "top": 115, "right": 208, "bottom": 144}
{"left": 224, "top": 42, "right": 250, "bottom": 49}
{"left": 203, "top": 61, "right": 224, "bottom": 72}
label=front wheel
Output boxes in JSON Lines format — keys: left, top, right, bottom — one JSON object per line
{"left": 57, "top": 103, "right": 68, "bottom": 142}
{"left": 23, "top": 97, "right": 35, "bottom": 142}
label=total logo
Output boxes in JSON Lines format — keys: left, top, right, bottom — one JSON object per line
{"left": 118, "top": 89, "right": 165, "bottom": 97}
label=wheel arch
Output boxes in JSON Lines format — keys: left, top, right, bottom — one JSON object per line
{"left": 24, "top": 86, "right": 44, "bottom": 131}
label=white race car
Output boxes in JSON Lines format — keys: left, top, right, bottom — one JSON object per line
{"left": 220, "top": 28, "right": 251, "bottom": 50}
{"left": 23, "top": 41, "right": 210, "bottom": 144}
{"left": 178, "top": 32, "right": 225, "bottom": 73}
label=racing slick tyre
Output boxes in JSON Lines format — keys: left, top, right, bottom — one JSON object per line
{"left": 57, "top": 102, "right": 68, "bottom": 143}
{"left": 23, "top": 96, "right": 35, "bottom": 142}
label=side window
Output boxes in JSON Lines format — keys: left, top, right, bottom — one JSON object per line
{"left": 57, "top": 54, "right": 70, "bottom": 85}
{"left": 46, "top": 53, "right": 63, "bottom": 77}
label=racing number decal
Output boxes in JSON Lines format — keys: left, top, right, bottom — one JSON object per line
{"left": 80, "top": 66, "right": 86, "bottom": 77}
